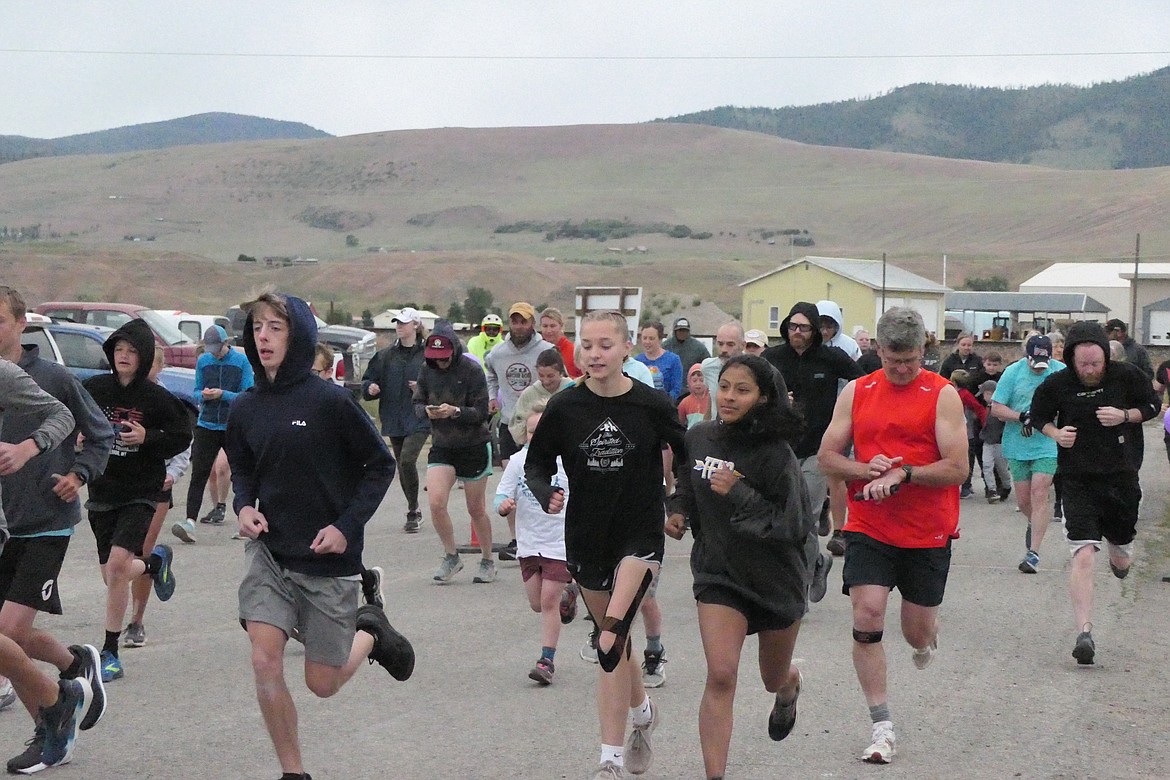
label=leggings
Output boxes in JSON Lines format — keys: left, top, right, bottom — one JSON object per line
{"left": 185, "top": 426, "right": 227, "bottom": 520}
{"left": 390, "top": 432, "right": 429, "bottom": 512}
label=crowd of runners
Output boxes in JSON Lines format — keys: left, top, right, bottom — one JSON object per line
{"left": 0, "top": 283, "right": 1162, "bottom": 779}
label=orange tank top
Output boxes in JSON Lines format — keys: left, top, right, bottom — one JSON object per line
{"left": 845, "top": 369, "right": 960, "bottom": 548}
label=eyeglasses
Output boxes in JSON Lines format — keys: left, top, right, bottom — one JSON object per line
{"left": 311, "top": 368, "right": 327, "bottom": 376}
{"left": 787, "top": 323, "right": 813, "bottom": 333}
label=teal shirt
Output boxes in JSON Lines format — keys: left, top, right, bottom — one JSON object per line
{"left": 992, "top": 358, "right": 1065, "bottom": 460}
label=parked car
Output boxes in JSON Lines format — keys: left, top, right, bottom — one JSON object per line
{"left": 21, "top": 321, "right": 199, "bottom": 418}
{"left": 317, "top": 324, "right": 377, "bottom": 394}
{"left": 32, "top": 302, "right": 198, "bottom": 368}
{"left": 155, "top": 311, "right": 232, "bottom": 345}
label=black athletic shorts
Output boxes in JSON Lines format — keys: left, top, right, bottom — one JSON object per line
{"left": 570, "top": 551, "right": 663, "bottom": 593}
{"left": 841, "top": 531, "right": 952, "bottom": 608}
{"left": 427, "top": 442, "right": 492, "bottom": 481}
{"left": 0, "top": 536, "right": 70, "bottom": 614}
{"left": 89, "top": 503, "right": 155, "bottom": 564}
{"left": 694, "top": 583, "right": 796, "bottom": 635}
{"left": 497, "top": 421, "right": 522, "bottom": 461}
{"left": 1061, "top": 471, "right": 1141, "bottom": 547}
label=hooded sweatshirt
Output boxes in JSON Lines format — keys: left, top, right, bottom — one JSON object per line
{"left": 362, "top": 336, "right": 430, "bottom": 438}
{"left": 1030, "top": 321, "right": 1159, "bottom": 475}
{"left": 484, "top": 333, "right": 555, "bottom": 420}
{"left": 225, "top": 294, "right": 395, "bottom": 577}
{"left": 814, "top": 300, "right": 861, "bottom": 360}
{"left": 83, "top": 320, "right": 192, "bottom": 509}
{"left": 762, "top": 302, "right": 863, "bottom": 458}
{"left": 3, "top": 344, "right": 114, "bottom": 535}
{"left": 413, "top": 320, "right": 491, "bottom": 450}
{"left": 194, "top": 342, "right": 254, "bottom": 430}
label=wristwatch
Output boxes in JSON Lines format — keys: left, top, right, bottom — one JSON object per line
{"left": 31, "top": 434, "right": 51, "bottom": 456}
{"left": 901, "top": 464, "right": 914, "bottom": 484}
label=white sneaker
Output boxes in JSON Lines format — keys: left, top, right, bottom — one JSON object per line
{"left": 862, "top": 720, "right": 896, "bottom": 764}
{"left": 624, "top": 699, "right": 658, "bottom": 775}
{"left": 592, "top": 761, "right": 624, "bottom": 779}
{"left": 171, "top": 519, "right": 196, "bottom": 544}
{"left": 0, "top": 680, "right": 15, "bottom": 711}
{"left": 472, "top": 558, "right": 497, "bottom": 583}
{"left": 912, "top": 630, "right": 939, "bottom": 670}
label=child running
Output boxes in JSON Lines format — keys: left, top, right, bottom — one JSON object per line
{"left": 526, "top": 310, "right": 686, "bottom": 779}
{"left": 665, "top": 355, "right": 812, "bottom": 780}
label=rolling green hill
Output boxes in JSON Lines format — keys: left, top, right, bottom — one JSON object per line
{"left": 661, "top": 66, "right": 1170, "bottom": 170}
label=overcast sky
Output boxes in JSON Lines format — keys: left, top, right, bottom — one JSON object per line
{"left": 4, "top": 1, "right": 1168, "bottom": 139}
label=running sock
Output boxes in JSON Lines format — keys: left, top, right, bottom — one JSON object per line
{"left": 869, "top": 703, "right": 890, "bottom": 724}
{"left": 645, "top": 635, "right": 663, "bottom": 654}
{"left": 600, "top": 744, "right": 624, "bottom": 767}
{"left": 632, "top": 694, "right": 653, "bottom": 727}
{"left": 541, "top": 646, "right": 556, "bottom": 662}
{"left": 144, "top": 552, "right": 161, "bottom": 577}
{"left": 103, "top": 631, "right": 120, "bottom": 657}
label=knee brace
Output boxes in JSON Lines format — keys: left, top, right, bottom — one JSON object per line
{"left": 853, "top": 628, "right": 884, "bottom": 644}
{"left": 596, "top": 568, "right": 655, "bottom": 673}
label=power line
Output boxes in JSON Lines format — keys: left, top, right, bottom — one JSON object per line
{"left": 2, "top": 48, "right": 1169, "bottom": 61}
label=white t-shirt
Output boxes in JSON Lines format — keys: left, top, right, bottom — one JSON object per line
{"left": 495, "top": 447, "right": 568, "bottom": 560}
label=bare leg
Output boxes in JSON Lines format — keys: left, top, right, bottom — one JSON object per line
{"left": 696, "top": 603, "right": 748, "bottom": 779}
{"left": 851, "top": 585, "right": 890, "bottom": 708}
{"left": 103, "top": 547, "right": 147, "bottom": 636}
{"left": 462, "top": 477, "right": 493, "bottom": 559}
{"left": 132, "top": 500, "right": 169, "bottom": 625}
{"left": 539, "top": 579, "right": 566, "bottom": 650}
{"left": 303, "top": 631, "right": 375, "bottom": 698}
{"left": 209, "top": 449, "right": 231, "bottom": 505}
{"left": 828, "top": 478, "right": 848, "bottom": 532}
{"left": 1070, "top": 545, "right": 1096, "bottom": 630}
{"left": 1027, "top": 473, "right": 1055, "bottom": 553}
{"left": 426, "top": 466, "right": 458, "bottom": 555}
{"left": 580, "top": 588, "right": 646, "bottom": 748}
{"left": 899, "top": 601, "right": 939, "bottom": 651}
{"left": 247, "top": 621, "right": 303, "bottom": 775}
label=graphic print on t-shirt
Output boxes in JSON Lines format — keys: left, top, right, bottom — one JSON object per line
{"left": 505, "top": 362, "right": 534, "bottom": 393}
{"left": 580, "top": 417, "right": 636, "bottom": 471}
{"left": 694, "top": 455, "right": 735, "bottom": 480}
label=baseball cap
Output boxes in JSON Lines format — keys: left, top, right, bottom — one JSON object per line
{"left": 508, "top": 302, "right": 536, "bottom": 322}
{"left": 978, "top": 379, "right": 997, "bottom": 394}
{"left": 1105, "top": 318, "right": 1126, "bottom": 333}
{"left": 424, "top": 334, "right": 455, "bottom": 359}
{"left": 203, "top": 325, "right": 227, "bottom": 350}
{"left": 1025, "top": 334, "right": 1052, "bottom": 369}
{"left": 745, "top": 329, "right": 767, "bottom": 348}
{"left": 482, "top": 314, "right": 503, "bottom": 328}
{"left": 688, "top": 363, "right": 703, "bottom": 377}
{"left": 392, "top": 307, "right": 420, "bottom": 324}
{"left": 673, "top": 317, "right": 691, "bottom": 331}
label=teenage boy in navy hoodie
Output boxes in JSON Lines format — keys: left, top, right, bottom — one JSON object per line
{"left": 82, "top": 319, "right": 191, "bottom": 683}
{"left": 226, "top": 291, "right": 413, "bottom": 780}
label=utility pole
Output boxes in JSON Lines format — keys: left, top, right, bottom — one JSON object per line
{"left": 942, "top": 253, "right": 947, "bottom": 288}
{"left": 1130, "top": 233, "right": 1141, "bottom": 342}
{"left": 881, "top": 252, "right": 887, "bottom": 313}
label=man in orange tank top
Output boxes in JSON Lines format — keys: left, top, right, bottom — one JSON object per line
{"left": 818, "top": 307, "right": 969, "bottom": 765}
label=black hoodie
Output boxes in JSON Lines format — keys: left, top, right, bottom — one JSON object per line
{"left": 1030, "top": 321, "right": 1159, "bottom": 474}
{"left": 412, "top": 320, "right": 491, "bottom": 450}
{"left": 761, "top": 302, "right": 862, "bottom": 458}
{"left": 225, "top": 294, "right": 395, "bottom": 577}
{"left": 83, "top": 319, "right": 192, "bottom": 508}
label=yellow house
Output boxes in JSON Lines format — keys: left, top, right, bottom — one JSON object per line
{"left": 740, "top": 256, "right": 950, "bottom": 340}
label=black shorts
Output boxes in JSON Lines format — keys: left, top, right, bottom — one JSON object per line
{"left": 0, "top": 536, "right": 71, "bottom": 614}
{"left": 428, "top": 442, "right": 492, "bottom": 481}
{"left": 841, "top": 531, "right": 952, "bottom": 608}
{"left": 89, "top": 503, "right": 155, "bottom": 564}
{"left": 570, "top": 551, "right": 663, "bottom": 593}
{"left": 497, "top": 422, "right": 522, "bottom": 461}
{"left": 694, "top": 583, "right": 796, "bottom": 635}
{"left": 1062, "top": 471, "right": 1141, "bottom": 547}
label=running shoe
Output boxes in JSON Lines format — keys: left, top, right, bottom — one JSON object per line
{"left": 122, "top": 621, "right": 147, "bottom": 648}
{"left": 0, "top": 680, "right": 15, "bottom": 712}
{"left": 560, "top": 583, "right": 579, "bottom": 624}
{"left": 826, "top": 530, "right": 846, "bottom": 557}
{"left": 1073, "top": 630, "right": 1095, "bottom": 665}
{"left": 356, "top": 605, "right": 415, "bottom": 681}
{"left": 35, "top": 678, "right": 91, "bottom": 773}
{"left": 985, "top": 489, "right": 1000, "bottom": 504}
{"left": 809, "top": 552, "right": 832, "bottom": 604}
{"left": 171, "top": 518, "right": 196, "bottom": 544}
{"left": 862, "top": 720, "right": 896, "bottom": 764}
{"left": 151, "top": 544, "right": 177, "bottom": 601}
{"left": 642, "top": 647, "right": 666, "bottom": 689}
{"left": 472, "top": 558, "right": 497, "bottom": 584}
{"left": 960, "top": 485, "right": 974, "bottom": 499}
{"left": 99, "top": 650, "right": 123, "bottom": 683}
{"left": 592, "top": 761, "right": 624, "bottom": 779}
{"left": 210, "top": 504, "right": 227, "bottom": 525}
{"left": 580, "top": 626, "right": 599, "bottom": 664}
{"left": 198, "top": 507, "right": 216, "bottom": 524}
{"left": 1110, "top": 560, "right": 1131, "bottom": 580}
{"left": 363, "top": 566, "right": 386, "bottom": 609}
{"left": 912, "top": 636, "right": 938, "bottom": 670}
{"left": 767, "top": 669, "right": 801, "bottom": 741}
{"left": 528, "top": 657, "right": 554, "bottom": 685}
{"left": 624, "top": 698, "right": 658, "bottom": 775}
{"left": 403, "top": 510, "right": 422, "bottom": 534}
{"left": 498, "top": 539, "right": 518, "bottom": 562}
{"left": 1018, "top": 550, "right": 1040, "bottom": 574}
{"left": 817, "top": 501, "right": 831, "bottom": 537}
{"left": 68, "top": 644, "right": 106, "bottom": 731}
{"left": 6, "top": 724, "right": 45, "bottom": 774}
{"left": 432, "top": 554, "right": 463, "bottom": 583}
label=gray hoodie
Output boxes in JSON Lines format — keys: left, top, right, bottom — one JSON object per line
{"left": 484, "top": 335, "right": 555, "bottom": 419}
{"left": 815, "top": 300, "right": 861, "bottom": 360}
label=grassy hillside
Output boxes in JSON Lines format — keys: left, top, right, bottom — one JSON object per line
{"left": 662, "top": 66, "right": 1170, "bottom": 170}
{"left": 1, "top": 123, "right": 1167, "bottom": 316}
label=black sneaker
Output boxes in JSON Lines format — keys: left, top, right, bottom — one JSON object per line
{"left": 37, "top": 678, "right": 91, "bottom": 772}
{"left": 66, "top": 643, "right": 107, "bottom": 731}
{"left": 362, "top": 566, "right": 386, "bottom": 609}
{"left": 1072, "top": 631, "right": 1095, "bottom": 665}
{"left": 816, "top": 501, "right": 831, "bottom": 537}
{"left": 960, "top": 485, "right": 974, "bottom": 499}
{"left": 1110, "top": 561, "right": 1131, "bottom": 580}
{"left": 642, "top": 647, "right": 667, "bottom": 688}
{"left": 498, "top": 539, "right": 518, "bottom": 562}
{"left": 826, "top": 531, "right": 846, "bottom": 557}
{"left": 768, "top": 670, "right": 801, "bottom": 741}
{"left": 356, "top": 605, "right": 415, "bottom": 681}
{"left": 211, "top": 504, "right": 227, "bottom": 525}
{"left": 6, "top": 724, "right": 46, "bottom": 774}
{"left": 403, "top": 510, "right": 421, "bottom": 534}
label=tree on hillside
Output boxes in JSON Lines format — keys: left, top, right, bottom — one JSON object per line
{"left": 447, "top": 302, "right": 465, "bottom": 322}
{"left": 962, "top": 275, "right": 1009, "bottom": 291}
{"left": 361, "top": 309, "right": 374, "bottom": 327}
{"left": 464, "top": 286, "right": 495, "bottom": 324}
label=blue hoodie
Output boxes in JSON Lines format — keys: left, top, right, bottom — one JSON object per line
{"left": 225, "top": 294, "right": 395, "bottom": 577}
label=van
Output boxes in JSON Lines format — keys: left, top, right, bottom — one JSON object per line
{"left": 157, "top": 311, "right": 232, "bottom": 344}
{"left": 33, "top": 301, "right": 198, "bottom": 368}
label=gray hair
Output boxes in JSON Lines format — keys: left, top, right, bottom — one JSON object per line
{"left": 876, "top": 307, "right": 926, "bottom": 352}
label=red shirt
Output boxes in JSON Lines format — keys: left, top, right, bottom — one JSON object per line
{"left": 845, "top": 369, "right": 960, "bottom": 548}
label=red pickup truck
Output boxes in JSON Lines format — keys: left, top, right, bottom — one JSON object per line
{"left": 32, "top": 301, "right": 199, "bottom": 368}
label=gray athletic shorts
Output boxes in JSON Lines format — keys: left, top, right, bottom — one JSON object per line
{"left": 238, "top": 540, "right": 360, "bottom": 667}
